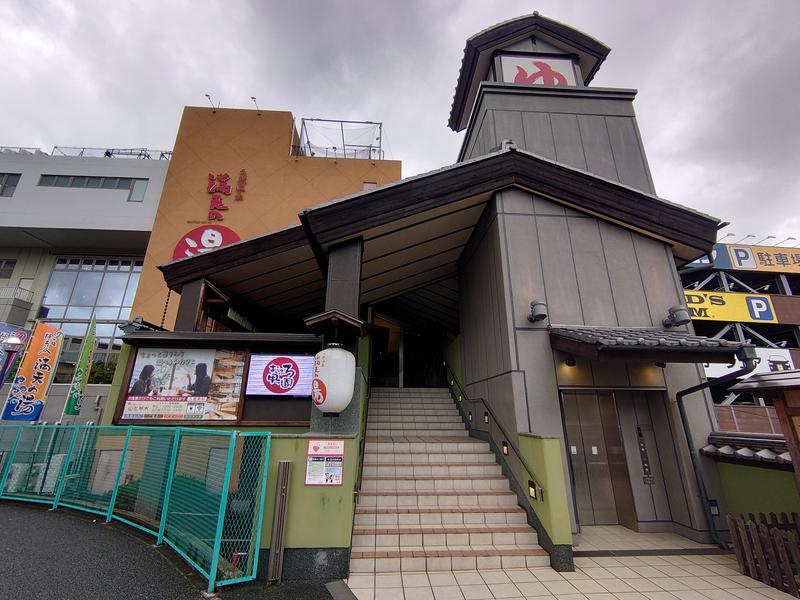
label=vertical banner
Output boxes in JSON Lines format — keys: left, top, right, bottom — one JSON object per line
{"left": 0, "top": 323, "right": 31, "bottom": 383}
{"left": 1, "top": 322, "right": 64, "bottom": 421}
{"left": 64, "top": 315, "right": 96, "bottom": 416}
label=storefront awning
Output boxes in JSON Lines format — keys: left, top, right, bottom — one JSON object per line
{"left": 549, "top": 325, "right": 748, "bottom": 363}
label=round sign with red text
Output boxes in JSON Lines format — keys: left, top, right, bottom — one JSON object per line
{"left": 172, "top": 225, "right": 241, "bottom": 260}
{"left": 262, "top": 357, "right": 300, "bottom": 394}
{"left": 312, "top": 378, "right": 327, "bottom": 406}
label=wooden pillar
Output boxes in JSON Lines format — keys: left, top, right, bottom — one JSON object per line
{"left": 173, "top": 279, "right": 205, "bottom": 332}
{"left": 324, "top": 238, "right": 362, "bottom": 317}
{"left": 773, "top": 392, "right": 800, "bottom": 492}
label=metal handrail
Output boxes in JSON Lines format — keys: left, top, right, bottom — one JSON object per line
{"left": 444, "top": 361, "right": 544, "bottom": 497}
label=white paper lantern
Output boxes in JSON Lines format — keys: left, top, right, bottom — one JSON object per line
{"left": 312, "top": 345, "right": 356, "bottom": 413}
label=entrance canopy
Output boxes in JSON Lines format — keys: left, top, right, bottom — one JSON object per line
{"left": 550, "top": 325, "right": 749, "bottom": 364}
{"left": 159, "top": 147, "right": 721, "bottom": 332}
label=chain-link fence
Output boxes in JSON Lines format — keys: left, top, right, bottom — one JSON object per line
{"left": 0, "top": 424, "right": 271, "bottom": 592}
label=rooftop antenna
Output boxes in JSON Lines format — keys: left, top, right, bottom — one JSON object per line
{"left": 754, "top": 235, "right": 775, "bottom": 245}
{"left": 775, "top": 237, "right": 796, "bottom": 246}
{"left": 251, "top": 96, "right": 262, "bottom": 116}
{"left": 204, "top": 93, "right": 218, "bottom": 113}
{"left": 733, "top": 234, "right": 755, "bottom": 244}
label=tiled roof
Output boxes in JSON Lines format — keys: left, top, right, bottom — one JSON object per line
{"left": 700, "top": 432, "right": 793, "bottom": 466}
{"left": 549, "top": 326, "right": 745, "bottom": 349}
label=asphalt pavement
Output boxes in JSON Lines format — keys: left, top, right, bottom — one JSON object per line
{"left": 0, "top": 502, "right": 334, "bottom": 599}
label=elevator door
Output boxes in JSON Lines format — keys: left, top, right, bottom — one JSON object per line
{"left": 562, "top": 391, "right": 636, "bottom": 528}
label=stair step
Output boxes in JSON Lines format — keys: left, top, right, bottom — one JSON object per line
{"left": 363, "top": 451, "right": 495, "bottom": 465}
{"left": 365, "top": 438, "right": 489, "bottom": 453}
{"left": 362, "top": 463, "right": 502, "bottom": 477}
{"left": 361, "top": 476, "right": 509, "bottom": 492}
{"left": 354, "top": 506, "right": 528, "bottom": 526}
{"left": 357, "top": 490, "right": 518, "bottom": 508}
{"left": 349, "top": 548, "right": 549, "bottom": 573}
{"left": 352, "top": 528, "right": 538, "bottom": 548}
{"left": 368, "top": 415, "right": 463, "bottom": 422}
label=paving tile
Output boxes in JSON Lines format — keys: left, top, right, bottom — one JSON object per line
{"left": 403, "top": 572, "right": 432, "bottom": 587}
{"left": 650, "top": 578, "right": 691, "bottom": 591}
{"left": 614, "top": 593, "right": 648, "bottom": 600}
{"left": 432, "top": 585, "right": 465, "bottom": 599}
{"left": 670, "top": 591, "right": 709, "bottom": 600}
{"left": 376, "top": 573, "right": 404, "bottom": 588}
{"left": 514, "top": 581, "right": 552, "bottom": 596}
{"left": 491, "top": 582, "right": 525, "bottom": 598}
{"left": 620, "top": 578, "right": 663, "bottom": 592}
{"left": 727, "top": 590, "right": 779, "bottom": 600}
{"left": 583, "top": 594, "right": 616, "bottom": 600}
{"left": 459, "top": 584, "right": 493, "bottom": 599}
{"left": 347, "top": 574, "right": 375, "bottom": 589}
{"left": 542, "top": 580, "right": 580, "bottom": 595}
{"left": 481, "top": 570, "right": 513, "bottom": 584}
{"left": 569, "top": 579, "right": 607, "bottom": 594}
{"left": 673, "top": 576, "right": 717, "bottom": 590}
{"left": 531, "top": 569, "right": 566, "bottom": 582}
{"left": 641, "top": 593, "right": 678, "bottom": 600}
{"left": 352, "top": 589, "right": 375, "bottom": 600}
{"left": 429, "top": 572, "right": 458, "bottom": 587}
{"left": 597, "top": 579, "right": 635, "bottom": 593}
{"left": 379, "top": 588, "right": 406, "bottom": 600}
{"left": 581, "top": 568, "right": 616, "bottom": 580}
{"left": 454, "top": 571, "right": 484, "bottom": 586}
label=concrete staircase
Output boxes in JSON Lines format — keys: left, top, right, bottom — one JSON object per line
{"left": 349, "top": 387, "right": 549, "bottom": 574}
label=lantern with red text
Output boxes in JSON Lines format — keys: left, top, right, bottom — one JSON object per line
{"left": 312, "top": 345, "right": 356, "bottom": 413}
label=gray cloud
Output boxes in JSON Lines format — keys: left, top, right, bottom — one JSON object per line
{"left": 2, "top": 0, "right": 798, "bottom": 243}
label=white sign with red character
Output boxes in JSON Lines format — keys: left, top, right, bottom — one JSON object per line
{"left": 246, "top": 354, "right": 315, "bottom": 397}
{"left": 172, "top": 225, "right": 241, "bottom": 260}
{"left": 500, "top": 55, "right": 577, "bottom": 87}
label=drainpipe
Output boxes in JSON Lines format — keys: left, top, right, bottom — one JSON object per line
{"left": 675, "top": 345, "right": 758, "bottom": 548}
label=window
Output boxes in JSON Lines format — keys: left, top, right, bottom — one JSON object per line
{"left": 41, "top": 256, "right": 144, "bottom": 382}
{"left": 0, "top": 173, "right": 20, "bottom": 197}
{"left": 0, "top": 259, "right": 16, "bottom": 279}
{"left": 38, "top": 174, "right": 149, "bottom": 202}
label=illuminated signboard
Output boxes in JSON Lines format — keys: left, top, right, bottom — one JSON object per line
{"left": 683, "top": 290, "right": 777, "bottom": 323}
{"left": 246, "top": 354, "right": 315, "bottom": 397}
{"left": 122, "top": 348, "right": 246, "bottom": 421}
{"left": 499, "top": 55, "right": 577, "bottom": 86}
{"left": 712, "top": 243, "right": 800, "bottom": 274}
{"left": 172, "top": 224, "right": 241, "bottom": 260}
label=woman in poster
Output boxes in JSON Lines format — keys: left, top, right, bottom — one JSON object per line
{"left": 128, "top": 364, "right": 156, "bottom": 396}
{"left": 177, "top": 362, "right": 212, "bottom": 397}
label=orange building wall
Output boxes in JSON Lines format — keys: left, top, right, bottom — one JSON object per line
{"left": 131, "top": 107, "right": 402, "bottom": 329}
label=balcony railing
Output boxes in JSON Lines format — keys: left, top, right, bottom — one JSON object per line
{"left": 0, "top": 287, "right": 33, "bottom": 303}
{"left": 714, "top": 404, "right": 783, "bottom": 435}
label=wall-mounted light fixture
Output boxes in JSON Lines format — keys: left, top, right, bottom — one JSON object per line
{"left": 468, "top": 411, "right": 473, "bottom": 422}
{"left": 483, "top": 412, "right": 489, "bottom": 424}
{"left": 708, "top": 499, "right": 720, "bottom": 516}
{"left": 528, "top": 299, "right": 548, "bottom": 322}
{"left": 502, "top": 441, "right": 509, "bottom": 456}
{"left": 654, "top": 361, "right": 667, "bottom": 369}
{"left": 564, "top": 355, "right": 577, "bottom": 367}
{"left": 528, "top": 480, "right": 537, "bottom": 500}
{"left": 662, "top": 305, "right": 691, "bottom": 328}
{"left": 458, "top": 394, "right": 462, "bottom": 402}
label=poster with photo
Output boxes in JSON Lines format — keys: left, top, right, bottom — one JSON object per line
{"left": 122, "top": 347, "right": 246, "bottom": 421}
{"left": 304, "top": 439, "right": 345, "bottom": 486}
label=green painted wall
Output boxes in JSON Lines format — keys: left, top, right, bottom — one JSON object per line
{"left": 445, "top": 335, "right": 462, "bottom": 384}
{"left": 260, "top": 436, "right": 359, "bottom": 549}
{"left": 518, "top": 433, "right": 573, "bottom": 545}
{"left": 718, "top": 462, "right": 800, "bottom": 516}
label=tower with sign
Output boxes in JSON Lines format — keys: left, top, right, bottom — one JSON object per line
{"left": 450, "top": 13, "right": 656, "bottom": 195}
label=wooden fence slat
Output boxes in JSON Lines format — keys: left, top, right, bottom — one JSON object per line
{"left": 787, "top": 531, "right": 800, "bottom": 583}
{"left": 737, "top": 516, "right": 758, "bottom": 579}
{"left": 748, "top": 520, "right": 770, "bottom": 583}
{"left": 759, "top": 523, "right": 785, "bottom": 592}
{"left": 770, "top": 512, "right": 780, "bottom": 529}
{"left": 727, "top": 514, "right": 747, "bottom": 575}
{"left": 771, "top": 529, "right": 799, "bottom": 597}
{"left": 793, "top": 513, "right": 800, "bottom": 537}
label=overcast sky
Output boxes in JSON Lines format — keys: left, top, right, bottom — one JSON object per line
{"left": 2, "top": 1, "right": 799, "bottom": 245}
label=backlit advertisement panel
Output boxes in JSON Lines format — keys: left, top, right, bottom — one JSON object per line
{"left": 246, "top": 354, "right": 314, "bottom": 397}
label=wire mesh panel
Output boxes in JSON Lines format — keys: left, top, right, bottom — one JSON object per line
{"left": 58, "top": 427, "right": 127, "bottom": 515}
{"left": 0, "top": 425, "right": 271, "bottom": 592}
{"left": 216, "top": 434, "right": 271, "bottom": 587}
{"left": 162, "top": 429, "right": 234, "bottom": 580}
{"left": 112, "top": 427, "right": 178, "bottom": 534}
{"left": 1, "top": 425, "right": 74, "bottom": 503}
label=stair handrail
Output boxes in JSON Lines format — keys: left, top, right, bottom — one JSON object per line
{"left": 444, "top": 360, "right": 545, "bottom": 499}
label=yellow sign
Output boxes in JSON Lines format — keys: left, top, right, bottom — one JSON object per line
{"left": 683, "top": 291, "right": 777, "bottom": 323}
{"left": 721, "top": 244, "right": 800, "bottom": 274}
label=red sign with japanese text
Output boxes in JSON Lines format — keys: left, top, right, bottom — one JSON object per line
{"left": 172, "top": 225, "right": 241, "bottom": 260}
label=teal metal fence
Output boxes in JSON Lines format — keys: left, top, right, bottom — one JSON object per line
{"left": 0, "top": 424, "right": 271, "bottom": 592}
